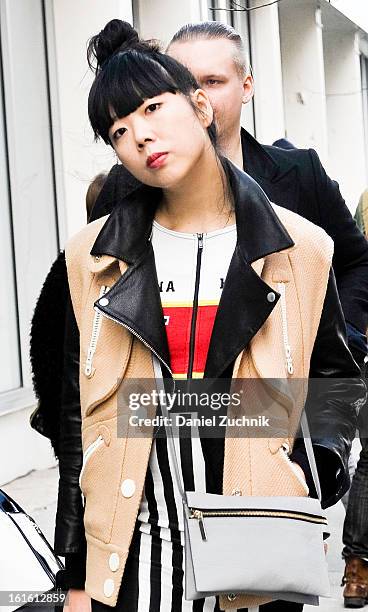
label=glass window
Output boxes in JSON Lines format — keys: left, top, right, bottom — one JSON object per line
{"left": 0, "top": 0, "right": 58, "bottom": 403}
{"left": 0, "top": 60, "right": 21, "bottom": 393}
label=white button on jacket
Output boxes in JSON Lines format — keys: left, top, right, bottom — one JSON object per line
{"left": 103, "top": 578, "right": 114, "bottom": 597}
{"left": 109, "top": 553, "right": 120, "bottom": 572}
{"left": 121, "top": 479, "right": 136, "bottom": 498}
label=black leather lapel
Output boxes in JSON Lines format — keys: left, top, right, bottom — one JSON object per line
{"left": 95, "top": 243, "right": 171, "bottom": 372}
{"left": 204, "top": 246, "right": 280, "bottom": 379}
{"left": 89, "top": 163, "right": 141, "bottom": 222}
{"left": 91, "top": 184, "right": 161, "bottom": 264}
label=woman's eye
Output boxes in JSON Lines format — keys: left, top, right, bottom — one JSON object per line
{"left": 146, "top": 102, "right": 161, "bottom": 113}
{"left": 113, "top": 127, "right": 126, "bottom": 140}
{"left": 206, "top": 79, "right": 221, "bottom": 86}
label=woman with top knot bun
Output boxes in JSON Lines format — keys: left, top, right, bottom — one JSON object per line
{"left": 87, "top": 19, "right": 146, "bottom": 73}
{"left": 53, "top": 17, "right": 363, "bottom": 612}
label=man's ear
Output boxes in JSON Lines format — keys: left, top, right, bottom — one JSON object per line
{"left": 191, "top": 88, "right": 214, "bottom": 127}
{"left": 242, "top": 72, "right": 254, "bottom": 105}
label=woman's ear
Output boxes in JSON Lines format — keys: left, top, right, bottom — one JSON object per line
{"left": 191, "top": 88, "right": 214, "bottom": 128}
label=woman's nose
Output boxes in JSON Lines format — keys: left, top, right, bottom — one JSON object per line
{"left": 137, "top": 137, "right": 153, "bottom": 150}
{"left": 132, "top": 117, "right": 155, "bottom": 150}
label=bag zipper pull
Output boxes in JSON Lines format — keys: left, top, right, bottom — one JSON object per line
{"left": 190, "top": 509, "right": 207, "bottom": 541}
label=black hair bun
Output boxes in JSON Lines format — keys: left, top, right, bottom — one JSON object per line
{"left": 87, "top": 19, "right": 140, "bottom": 73}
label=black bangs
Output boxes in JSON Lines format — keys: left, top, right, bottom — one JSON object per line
{"left": 88, "top": 49, "right": 199, "bottom": 145}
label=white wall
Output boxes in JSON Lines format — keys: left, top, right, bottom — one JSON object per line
{"left": 249, "top": 0, "right": 285, "bottom": 144}
{"left": 329, "top": 0, "right": 368, "bottom": 33}
{"left": 49, "top": 0, "right": 134, "bottom": 240}
{"left": 278, "top": 0, "right": 329, "bottom": 163}
{"left": 135, "top": 0, "right": 207, "bottom": 44}
{"left": 323, "top": 29, "right": 366, "bottom": 211}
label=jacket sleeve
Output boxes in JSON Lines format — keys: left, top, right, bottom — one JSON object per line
{"left": 54, "top": 294, "right": 87, "bottom": 589}
{"left": 309, "top": 149, "right": 368, "bottom": 365}
{"left": 292, "top": 267, "right": 366, "bottom": 509}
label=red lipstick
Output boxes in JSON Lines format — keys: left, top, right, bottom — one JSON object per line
{"left": 146, "top": 152, "right": 168, "bottom": 168}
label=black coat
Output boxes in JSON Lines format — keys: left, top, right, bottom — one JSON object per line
{"left": 29, "top": 250, "right": 68, "bottom": 460}
{"left": 241, "top": 130, "right": 368, "bottom": 342}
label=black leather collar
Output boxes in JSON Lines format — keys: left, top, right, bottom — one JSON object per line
{"left": 90, "top": 157, "right": 294, "bottom": 265}
{"left": 90, "top": 158, "right": 295, "bottom": 378}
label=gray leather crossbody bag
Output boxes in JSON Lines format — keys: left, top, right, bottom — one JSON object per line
{"left": 153, "top": 355, "right": 331, "bottom": 607}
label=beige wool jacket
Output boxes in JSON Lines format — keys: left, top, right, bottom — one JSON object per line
{"left": 64, "top": 198, "right": 335, "bottom": 609}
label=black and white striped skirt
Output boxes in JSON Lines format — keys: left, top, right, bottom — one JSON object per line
{"left": 90, "top": 426, "right": 303, "bottom": 612}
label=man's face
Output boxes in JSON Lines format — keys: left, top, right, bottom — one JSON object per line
{"left": 168, "top": 37, "right": 253, "bottom": 143}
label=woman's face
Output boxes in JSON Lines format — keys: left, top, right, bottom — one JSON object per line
{"left": 108, "top": 90, "right": 213, "bottom": 189}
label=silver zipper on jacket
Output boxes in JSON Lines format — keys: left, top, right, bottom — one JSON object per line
{"left": 277, "top": 282, "right": 294, "bottom": 375}
{"left": 95, "top": 306, "right": 176, "bottom": 438}
{"left": 94, "top": 305, "right": 174, "bottom": 382}
{"left": 279, "top": 442, "right": 309, "bottom": 494}
{"left": 84, "top": 286, "right": 110, "bottom": 378}
{"left": 92, "top": 294, "right": 175, "bottom": 444}
{"left": 79, "top": 434, "right": 104, "bottom": 489}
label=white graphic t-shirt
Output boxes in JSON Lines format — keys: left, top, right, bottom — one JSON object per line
{"left": 150, "top": 219, "right": 237, "bottom": 378}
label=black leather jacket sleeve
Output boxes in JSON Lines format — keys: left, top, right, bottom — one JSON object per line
{"left": 54, "top": 294, "right": 86, "bottom": 589}
{"left": 310, "top": 149, "right": 368, "bottom": 349}
{"left": 290, "top": 267, "right": 367, "bottom": 509}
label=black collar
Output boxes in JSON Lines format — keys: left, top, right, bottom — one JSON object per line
{"left": 241, "top": 128, "right": 279, "bottom": 181}
{"left": 90, "top": 156, "right": 294, "bottom": 264}
{"left": 241, "top": 127, "right": 299, "bottom": 182}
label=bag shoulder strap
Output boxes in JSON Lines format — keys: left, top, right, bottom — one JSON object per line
{"left": 153, "top": 356, "right": 187, "bottom": 504}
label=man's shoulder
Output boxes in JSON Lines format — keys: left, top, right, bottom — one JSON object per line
{"left": 241, "top": 129, "right": 323, "bottom": 206}
{"left": 263, "top": 141, "right": 314, "bottom": 171}
{"left": 242, "top": 127, "right": 315, "bottom": 171}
